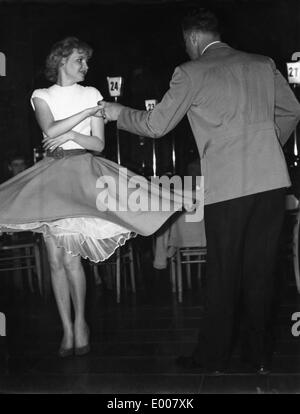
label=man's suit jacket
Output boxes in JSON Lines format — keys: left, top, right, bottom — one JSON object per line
{"left": 118, "top": 42, "right": 300, "bottom": 204}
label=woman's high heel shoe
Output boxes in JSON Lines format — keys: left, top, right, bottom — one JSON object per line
{"left": 58, "top": 347, "right": 73, "bottom": 358}
{"left": 74, "top": 325, "right": 90, "bottom": 356}
{"left": 74, "top": 344, "right": 90, "bottom": 356}
{"left": 58, "top": 329, "right": 74, "bottom": 358}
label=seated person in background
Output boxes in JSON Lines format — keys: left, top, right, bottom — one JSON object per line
{"left": 0, "top": 151, "right": 33, "bottom": 293}
{"left": 7, "top": 152, "right": 28, "bottom": 177}
{"left": 0, "top": 151, "right": 28, "bottom": 184}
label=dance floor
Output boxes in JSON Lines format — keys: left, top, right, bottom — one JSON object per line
{"left": 0, "top": 237, "right": 300, "bottom": 394}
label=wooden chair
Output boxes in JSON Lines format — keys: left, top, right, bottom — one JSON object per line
{"left": 0, "top": 237, "right": 43, "bottom": 295}
{"left": 168, "top": 212, "right": 207, "bottom": 302}
{"left": 171, "top": 246, "right": 207, "bottom": 303}
{"left": 90, "top": 241, "right": 137, "bottom": 303}
{"left": 171, "top": 247, "right": 207, "bottom": 302}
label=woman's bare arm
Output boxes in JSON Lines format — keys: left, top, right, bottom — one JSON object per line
{"left": 70, "top": 115, "right": 105, "bottom": 152}
{"left": 42, "top": 104, "right": 105, "bottom": 153}
{"left": 32, "top": 97, "right": 103, "bottom": 138}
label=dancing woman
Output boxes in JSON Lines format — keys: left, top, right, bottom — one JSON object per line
{"left": 0, "top": 37, "right": 184, "bottom": 357}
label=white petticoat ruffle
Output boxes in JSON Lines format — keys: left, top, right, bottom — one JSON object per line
{"left": 1, "top": 217, "right": 135, "bottom": 263}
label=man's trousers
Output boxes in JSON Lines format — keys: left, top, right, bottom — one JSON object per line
{"left": 193, "top": 188, "right": 286, "bottom": 369}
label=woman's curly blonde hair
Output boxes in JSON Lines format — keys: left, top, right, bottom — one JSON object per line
{"left": 45, "top": 36, "right": 93, "bottom": 83}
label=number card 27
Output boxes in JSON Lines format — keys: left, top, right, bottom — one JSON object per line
{"left": 287, "top": 62, "right": 300, "bottom": 84}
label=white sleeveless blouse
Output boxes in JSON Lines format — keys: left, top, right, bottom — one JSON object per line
{"left": 31, "top": 83, "right": 103, "bottom": 149}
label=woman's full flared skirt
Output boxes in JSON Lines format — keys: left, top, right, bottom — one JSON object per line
{"left": 0, "top": 153, "right": 186, "bottom": 262}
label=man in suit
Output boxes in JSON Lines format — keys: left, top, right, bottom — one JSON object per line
{"left": 99, "top": 9, "right": 300, "bottom": 373}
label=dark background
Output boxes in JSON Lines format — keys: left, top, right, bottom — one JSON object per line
{"left": 0, "top": 0, "right": 299, "bottom": 178}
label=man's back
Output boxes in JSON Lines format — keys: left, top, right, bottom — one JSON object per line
{"left": 117, "top": 42, "right": 300, "bottom": 204}
{"left": 184, "top": 48, "right": 275, "bottom": 131}
{"left": 181, "top": 44, "right": 296, "bottom": 203}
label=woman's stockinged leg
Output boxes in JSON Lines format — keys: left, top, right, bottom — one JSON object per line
{"left": 44, "top": 236, "right": 74, "bottom": 353}
{"left": 63, "top": 252, "right": 89, "bottom": 351}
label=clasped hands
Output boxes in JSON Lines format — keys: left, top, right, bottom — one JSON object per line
{"left": 95, "top": 101, "right": 123, "bottom": 123}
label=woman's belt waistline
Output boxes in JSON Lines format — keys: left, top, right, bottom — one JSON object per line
{"left": 46, "top": 148, "right": 87, "bottom": 159}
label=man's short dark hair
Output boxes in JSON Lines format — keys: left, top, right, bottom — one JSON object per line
{"left": 182, "top": 8, "right": 220, "bottom": 36}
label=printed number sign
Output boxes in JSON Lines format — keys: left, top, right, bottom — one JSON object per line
{"left": 287, "top": 62, "right": 300, "bottom": 84}
{"left": 0, "top": 52, "right": 6, "bottom": 76}
{"left": 145, "top": 99, "right": 157, "bottom": 111}
{"left": 107, "top": 76, "right": 123, "bottom": 97}
{"left": 0, "top": 312, "right": 6, "bottom": 337}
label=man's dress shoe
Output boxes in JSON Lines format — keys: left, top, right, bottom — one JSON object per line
{"left": 240, "top": 356, "right": 272, "bottom": 375}
{"left": 176, "top": 355, "right": 225, "bottom": 375}
{"left": 256, "top": 363, "right": 271, "bottom": 375}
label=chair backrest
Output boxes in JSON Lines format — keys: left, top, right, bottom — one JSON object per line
{"left": 169, "top": 211, "right": 206, "bottom": 248}
{"left": 0, "top": 242, "right": 36, "bottom": 272}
